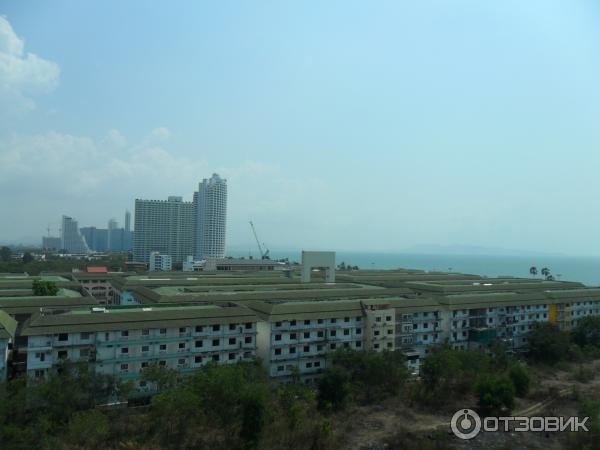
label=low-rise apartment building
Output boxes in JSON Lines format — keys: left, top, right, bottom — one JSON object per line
{"left": 248, "top": 299, "right": 395, "bottom": 383}
{"left": 0, "top": 310, "right": 18, "bottom": 380}
{"left": 21, "top": 303, "right": 258, "bottom": 394}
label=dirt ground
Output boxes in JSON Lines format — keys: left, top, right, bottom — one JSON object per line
{"left": 335, "top": 360, "right": 600, "bottom": 450}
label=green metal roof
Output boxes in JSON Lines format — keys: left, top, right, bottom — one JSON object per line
{"left": 21, "top": 304, "right": 258, "bottom": 336}
{"left": 0, "top": 309, "right": 18, "bottom": 339}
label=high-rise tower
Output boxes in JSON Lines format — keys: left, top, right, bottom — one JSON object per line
{"left": 193, "top": 173, "right": 227, "bottom": 260}
{"left": 61, "top": 215, "right": 90, "bottom": 253}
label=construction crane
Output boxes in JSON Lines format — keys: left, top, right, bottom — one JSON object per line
{"left": 249, "top": 221, "right": 270, "bottom": 259}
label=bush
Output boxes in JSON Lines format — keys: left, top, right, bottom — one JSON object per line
{"left": 475, "top": 374, "right": 515, "bottom": 415}
{"left": 508, "top": 363, "right": 531, "bottom": 397}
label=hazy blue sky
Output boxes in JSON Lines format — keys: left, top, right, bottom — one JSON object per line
{"left": 1, "top": 1, "right": 600, "bottom": 255}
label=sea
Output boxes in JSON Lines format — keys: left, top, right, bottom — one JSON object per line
{"left": 229, "top": 250, "right": 600, "bottom": 287}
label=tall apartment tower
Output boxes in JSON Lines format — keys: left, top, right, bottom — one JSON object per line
{"left": 60, "top": 215, "right": 90, "bottom": 253}
{"left": 124, "top": 210, "right": 131, "bottom": 232}
{"left": 133, "top": 196, "right": 194, "bottom": 263}
{"left": 194, "top": 173, "right": 227, "bottom": 260}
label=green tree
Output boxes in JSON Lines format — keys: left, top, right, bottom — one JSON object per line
{"left": 317, "top": 367, "right": 350, "bottom": 411}
{"left": 571, "top": 316, "right": 600, "bottom": 348}
{"left": 475, "top": 374, "right": 515, "bottom": 415}
{"left": 331, "top": 348, "right": 408, "bottom": 402}
{"left": 527, "top": 322, "right": 570, "bottom": 365}
{"left": 32, "top": 279, "right": 59, "bottom": 296}
{"left": 0, "top": 246, "right": 11, "bottom": 262}
{"left": 22, "top": 252, "right": 34, "bottom": 264}
{"left": 529, "top": 266, "right": 538, "bottom": 277}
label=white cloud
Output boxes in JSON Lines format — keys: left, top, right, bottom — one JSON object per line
{"left": 0, "top": 16, "right": 60, "bottom": 115}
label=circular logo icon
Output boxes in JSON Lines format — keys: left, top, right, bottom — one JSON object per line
{"left": 451, "top": 409, "right": 481, "bottom": 440}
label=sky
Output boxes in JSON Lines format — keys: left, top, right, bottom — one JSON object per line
{"left": 1, "top": 1, "right": 600, "bottom": 256}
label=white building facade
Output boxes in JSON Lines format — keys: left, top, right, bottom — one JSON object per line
{"left": 194, "top": 173, "right": 227, "bottom": 260}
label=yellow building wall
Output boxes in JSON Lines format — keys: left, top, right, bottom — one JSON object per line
{"left": 548, "top": 304, "right": 556, "bottom": 324}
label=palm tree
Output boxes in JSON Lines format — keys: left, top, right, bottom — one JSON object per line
{"left": 529, "top": 266, "right": 538, "bottom": 277}
{"left": 541, "top": 267, "right": 550, "bottom": 277}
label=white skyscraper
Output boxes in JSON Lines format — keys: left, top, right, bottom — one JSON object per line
{"left": 194, "top": 173, "right": 227, "bottom": 260}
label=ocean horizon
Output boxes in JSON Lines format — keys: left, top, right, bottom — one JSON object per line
{"left": 229, "top": 250, "right": 600, "bottom": 287}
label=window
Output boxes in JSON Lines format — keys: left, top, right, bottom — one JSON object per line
{"left": 356, "top": 341, "right": 362, "bottom": 348}
{"left": 344, "top": 317, "right": 349, "bottom": 322}
{"left": 356, "top": 316, "right": 362, "bottom": 322}
{"left": 315, "top": 361, "right": 321, "bottom": 367}
{"left": 386, "top": 316, "right": 392, "bottom": 321}
{"left": 212, "top": 354, "right": 219, "bottom": 362}
{"left": 374, "top": 330, "right": 380, "bottom": 336}
{"left": 317, "top": 331, "right": 324, "bottom": 338}
{"left": 274, "top": 348, "right": 281, "bottom": 355}
{"left": 245, "top": 322, "right": 252, "bottom": 329}
{"left": 387, "top": 329, "right": 393, "bottom": 335}
{"left": 229, "top": 323, "right": 236, "bottom": 330}
{"left": 58, "top": 333, "right": 68, "bottom": 341}
{"left": 212, "top": 339, "right": 219, "bottom": 346}
{"left": 303, "top": 346, "right": 310, "bottom": 353}
{"left": 160, "top": 344, "right": 167, "bottom": 351}
{"left": 374, "top": 344, "right": 380, "bottom": 349}
{"left": 343, "top": 329, "right": 350, "bottom": 335}
{"left": 178, "top": 358, "right": 186, "bottom": 365}
{"left": 121, "top": 347, "right": 129, "bottom": 354}
{"left": 304, "top": 320, "right": 311, "bottom": 325}
{"left": 159, "top": 328, "right": 166, "bottom": 335}
{"left": 229, "top": 338, "right": 236, "bottom": 345}
{"left": 36, "top": 352, "right": 45, "bottom": 361}
{"left": 330, "top": 343, "right": 336, "bottom": 350}
{"left": 179, "top": 327, "right": 186, "bottom": 333}
{"left": 331, "top": 318, "right": 337, "bottom": 324}
{"left": 276, "top": 321, "right": 282, "bottom": 327}
{"left": 120, "top": 363, "right": 128, "bottom": 371}
{"left": 330, "top": 330, "right": 336, "bottom": 337}
{"left": 142, "top": 345, "right": 149, "bottom": 352}
{"left": 277, "top": 365, "right": 284, "bottom": 372}
{"left": 139, "top": 381, "right": 147, "bottom": 388}
{"left": 80, "top": 332, "right": 90, "bottom": 340}
{"left": 141, "top": 362, "right": 149, "bottom": 368}
{"left": 306, "top": 362, "right": 313, "bottom": 368}
{"left": 290, "top": 333, "right": 297, "bottom": 339}
{"left": 159, "top": 360, "right": 166, "bottom": 366}
{"left": 423, "top": 323, "right": 428, "bottom": 329}
{"left": 195, "top": 325, "right": 204, "bottom": 333}
{"left": 121, "top": 330, "right": 129, "bottom": 337}
{"left": 34, "top": 370, "right": 45, "bottom": 378}
{"left": 245, "top": 336, "right": 252, "bottom": 344}
{"left": 142, "top": 329, "right": 149, "bottom": 336}
{"left": 195, "top": 355, "right": 202, "bottom": 363}
{"left": 289, "top": 347, "right": 296, "bottom": 354}
{"left": 290, "top": 320, "right": 296, "bottom": 326}
{"left": 304, "top": 332, "right": 310, "bottom": 338}
{"left": 229, "top": 353, "right": 236, "bottom": 360}
{"left": 356, "top": 328, "right": 362, "bottom": 335}
{"left": 212, "top": 324, "right": 220, "bottom": 332}
{"left": 195, "top": 340, "right": 203, "bottom": 348}
{"left": 275, "top": 334, "right": 282, "bottom": 341}
{"left": 318, "top": 319, "right": 324, "bottom": 324}
{"left": 178, "top": 342, "right": 186, "bottom": 349}
{"left": 376, "top": 317, "right": 381, "bottom": 322}
{"left": 317, "top": 345, "right": 323, "bottom": 351}
{"left": 387, "top": 342, "right": 393, "bottom": 348}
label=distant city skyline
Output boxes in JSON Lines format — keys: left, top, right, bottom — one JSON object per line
{"left": 2, "top": 3, "right": 600, "bottom": 256}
